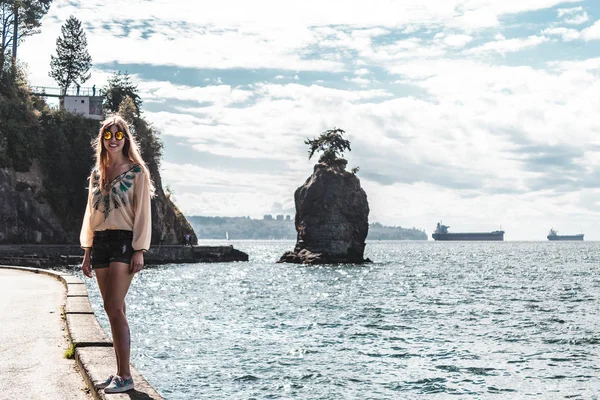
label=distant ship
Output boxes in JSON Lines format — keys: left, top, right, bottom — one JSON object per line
{"left": 547, "top": 229, "right": 584, "bottom": 241}
{"left": 432, "top": 222, "right": 505, "bottom": 241}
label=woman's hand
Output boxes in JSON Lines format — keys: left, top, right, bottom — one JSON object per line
{"left": 130, "top": 250, "right": 144, "bottom": 274}
{"left": 82, "top": 250, "right": 93, "bottom": 278}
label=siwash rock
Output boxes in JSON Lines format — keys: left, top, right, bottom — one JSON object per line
{"left": 278, "top": 158, "right": 370, "bottom": 264}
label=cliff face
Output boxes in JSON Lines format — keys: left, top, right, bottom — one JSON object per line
{"left": 0, "top": 162, "right": 68, "bottom": 243}
{"left": 0, "top": 159, "right": 195, "bottom": 246}
{"left": 278, "top": 159, "right": 370, "bottom": 264}
{"left": 147, "top": 162, "right": 197, "bottom": 246}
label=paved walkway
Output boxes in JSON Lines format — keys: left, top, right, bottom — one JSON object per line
{"left": 0, "top": 269, "right": 93, "bottom": 400}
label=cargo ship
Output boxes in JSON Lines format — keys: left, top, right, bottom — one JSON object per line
{"left": 547, "top": 229, "right": 584, "bottom": 241}
{"left": 432, "top": 222, "right": 505, "bottom": 241}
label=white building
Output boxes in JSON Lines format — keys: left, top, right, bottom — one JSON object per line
{"left": 61, "top": 96, "right": 103, "bottom": 120}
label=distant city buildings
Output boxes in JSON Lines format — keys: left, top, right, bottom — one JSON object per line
{"left": 263, "top": 214, "right": 292, "bottom": 221}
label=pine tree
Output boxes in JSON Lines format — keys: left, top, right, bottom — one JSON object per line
{"left": 103, "top": 71, "right": 143, "bottom": 116}
{"left": 117, "top": 95, "right": 137, "bottom": 125}
{"left": 305, "top": 128, "right": 352, "bottom": 165}
{"left": 49, "top": 15, "right": 92, "bottom": 95}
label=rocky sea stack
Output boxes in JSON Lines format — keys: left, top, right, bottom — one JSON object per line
{"left": 278, "top": 129, "right": 370, "bottom": 264}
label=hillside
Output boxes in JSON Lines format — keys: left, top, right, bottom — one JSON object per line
{"left": 0, "top": 70, "right": 194, "bottom": 245}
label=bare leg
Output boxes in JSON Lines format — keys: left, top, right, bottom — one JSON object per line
{"left": 103, "top": 262, "right": 135, "bottom": 379}
{"left": 96, "top": 268, "right": 126, "bottom": 376}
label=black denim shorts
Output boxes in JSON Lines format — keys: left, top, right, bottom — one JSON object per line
{"left": 92, "top": 230, "right": 134, "bottom": 269}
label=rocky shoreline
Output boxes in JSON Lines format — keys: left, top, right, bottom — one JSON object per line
{"left": 0, "top": 244, "right": 249, "bottom": 267}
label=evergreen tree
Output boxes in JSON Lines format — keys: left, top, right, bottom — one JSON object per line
{"left": 305, "top": 128, "right": 352, "bottom": 165}
{"left": 114, "top": 93, "right": 162, "bottom": 170}
{"left": 103, "top": 71, "right": 143, "bottom": 116}
{"left": 133, "top": 116, "right": 163, "bottom": 171}
{"left": 48, "top": 15, "right": 92, "bottom": 95}
{"left": 117, "top": 95, "right": 137, "bottom": 125}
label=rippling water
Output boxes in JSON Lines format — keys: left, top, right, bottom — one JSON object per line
{"left": 72, "top": 240, "right": 600, "bottom": 399}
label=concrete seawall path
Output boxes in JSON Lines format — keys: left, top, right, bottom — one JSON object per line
{"left": 0, "top": 266, "right": 163, "bottom": 400}
{"left": 0, "top": 268, "right": 92, "bottom": 400}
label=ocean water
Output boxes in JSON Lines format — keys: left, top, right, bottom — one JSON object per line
{"left": 73, "top": 240, "right": 600, "bottom": 399}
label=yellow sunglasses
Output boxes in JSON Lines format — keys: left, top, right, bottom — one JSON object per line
{"left": 103, "top": 130, "right": 125, "bottom": 141}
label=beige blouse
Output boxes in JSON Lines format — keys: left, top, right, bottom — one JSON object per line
{"left": 80, "top": 164, "right": 152, "bottom": 251}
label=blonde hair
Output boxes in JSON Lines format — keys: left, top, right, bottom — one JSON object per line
{"left": 92, "top": 115, "right": 156, "bottom": 197}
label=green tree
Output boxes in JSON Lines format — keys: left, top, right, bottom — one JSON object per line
{"left": 305, "top": 127, "right": 352, "bottom": 165}
{"left": 133, "top": 116, "right": 163, "bottom": 170}
{"left": 103, "top": 71, "right": 142, "bottom": 116}
{"left": 0, "top": 0, "right": 53, "bottom": 74}
{"left": 117, "top": 94, "right": 163, "bottom": 169}
{"left": 113, "top": 92, "right": 163, "bottom": 188}
{"left": 0, "top": 79, "right": 40, "bottom": 171}
{"left": 38, "top": 109, "right": 96, "bottom": 220}
{"left": 117, "top": 95, "right": 136, "bottom": 125}
{"left": 49, "top": 15, "right": 91, "bottom": 94}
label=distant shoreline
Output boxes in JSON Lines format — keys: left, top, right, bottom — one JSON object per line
{"left": 187, "top": 216, "right": 428, "bottom": 241}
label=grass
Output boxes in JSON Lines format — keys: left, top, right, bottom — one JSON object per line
{"left": 64, "top": 343, "right": 75, "bottom": 359}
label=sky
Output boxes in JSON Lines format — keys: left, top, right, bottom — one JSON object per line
{"left": 17, "top": 0, "right": 600, "bottom": 240}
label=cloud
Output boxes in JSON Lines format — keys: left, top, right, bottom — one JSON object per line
{"left": 549, "top": 57, "right": 600, "bottom": 72}
{"left": 161, "top": 163, "right": 297, "bottom": 217}
{"left": 540, "top": 21, "right": 600, "bottom": 43}
{"left": 464, "top": 35, "right": 549, "bottom": 55}
{"left": 354, "top": 68, "right": 370, "bottom": 76}
{"left": 541, "top": 27, "right": 581, "bottom": 41}
{"left": 44, "top": 0, "right": 580, "bottom": 30}
{"left": 141, "top": 54, "right": 600, "bottom": 203}
{"left": 16, "top": 0, "right": 600, "bottom": 238}
{"left": 20, "top": 0, "right": 587, "bottom": 80}
{"left": 442, "top": 34, "right": 474, "bottom": 48}
{"left": 557, "top": 6, "right": 590, "bottom": 25}
{"left": 564, "top": 13, "right": 590, "bottom": 25}
{"left": 138, "top": 81, "right": 254, "bottom": 107}
{"left": 582, "top": 20, "right": 600, "bottom": 41}
{"left": 453, "top": 10, "right": 499, "bottom": 30}
{"left": 344, "top": 76, "right": 372, "bottom": 86}
{"left": 557, "top": 6, "right": 584, "bottom": 17}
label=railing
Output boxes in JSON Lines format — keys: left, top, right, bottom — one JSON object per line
{"left": 29, "top": 85, "right": 104, "bottom": 97}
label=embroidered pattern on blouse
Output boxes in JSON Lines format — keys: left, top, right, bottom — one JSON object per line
{"left": 91, "top": 165, "right": 141, "bottom": 219}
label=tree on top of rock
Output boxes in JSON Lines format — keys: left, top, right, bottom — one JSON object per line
{"left": 305, "top": 128, "right": 351, "bottom": 166}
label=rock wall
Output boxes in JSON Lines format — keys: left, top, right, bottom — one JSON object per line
{"left": 279, "top": 159, "right": 370, "bottom": 264}
{"left": 148, "top": 161, "right": 197, "bottom": 246}
{"left": 0, "top": 162, "right": 68, "bottom": 243}
{"left": 0, "top": 160, "right": 196, "bottom": 246}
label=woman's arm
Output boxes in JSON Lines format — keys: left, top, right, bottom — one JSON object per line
{"left": 80, "top": 171, "right": 96, "bottom": 248}
{"left": 130, "top": 250, "right": 144, "bottom": 274}
{"left": 131, "top": 170, "right": 152, "bottom": 273}
{"left": 82, "top": 248, "right": 93, "bottom": 278}
{"left": 80, "top": 172, "right": 95, "bottom": 278}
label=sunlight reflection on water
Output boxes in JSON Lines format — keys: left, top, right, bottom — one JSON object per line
{"left": 73, "top": 240, "right": 600, "bottom": 399}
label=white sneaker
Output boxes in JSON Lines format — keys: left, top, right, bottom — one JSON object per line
{"left": 104, "top": 375, "right": 134, "bottom": 393}
{"left": 95, "top": 375, "right": 114, "bottom": 389}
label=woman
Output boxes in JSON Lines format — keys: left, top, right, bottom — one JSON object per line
{"left": 80, "top": 115, "right": 154, "bottom": 393}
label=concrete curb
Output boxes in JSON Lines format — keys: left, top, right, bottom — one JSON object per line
{"left": 0, "top": 265, "right": 163, "bottom": 399}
